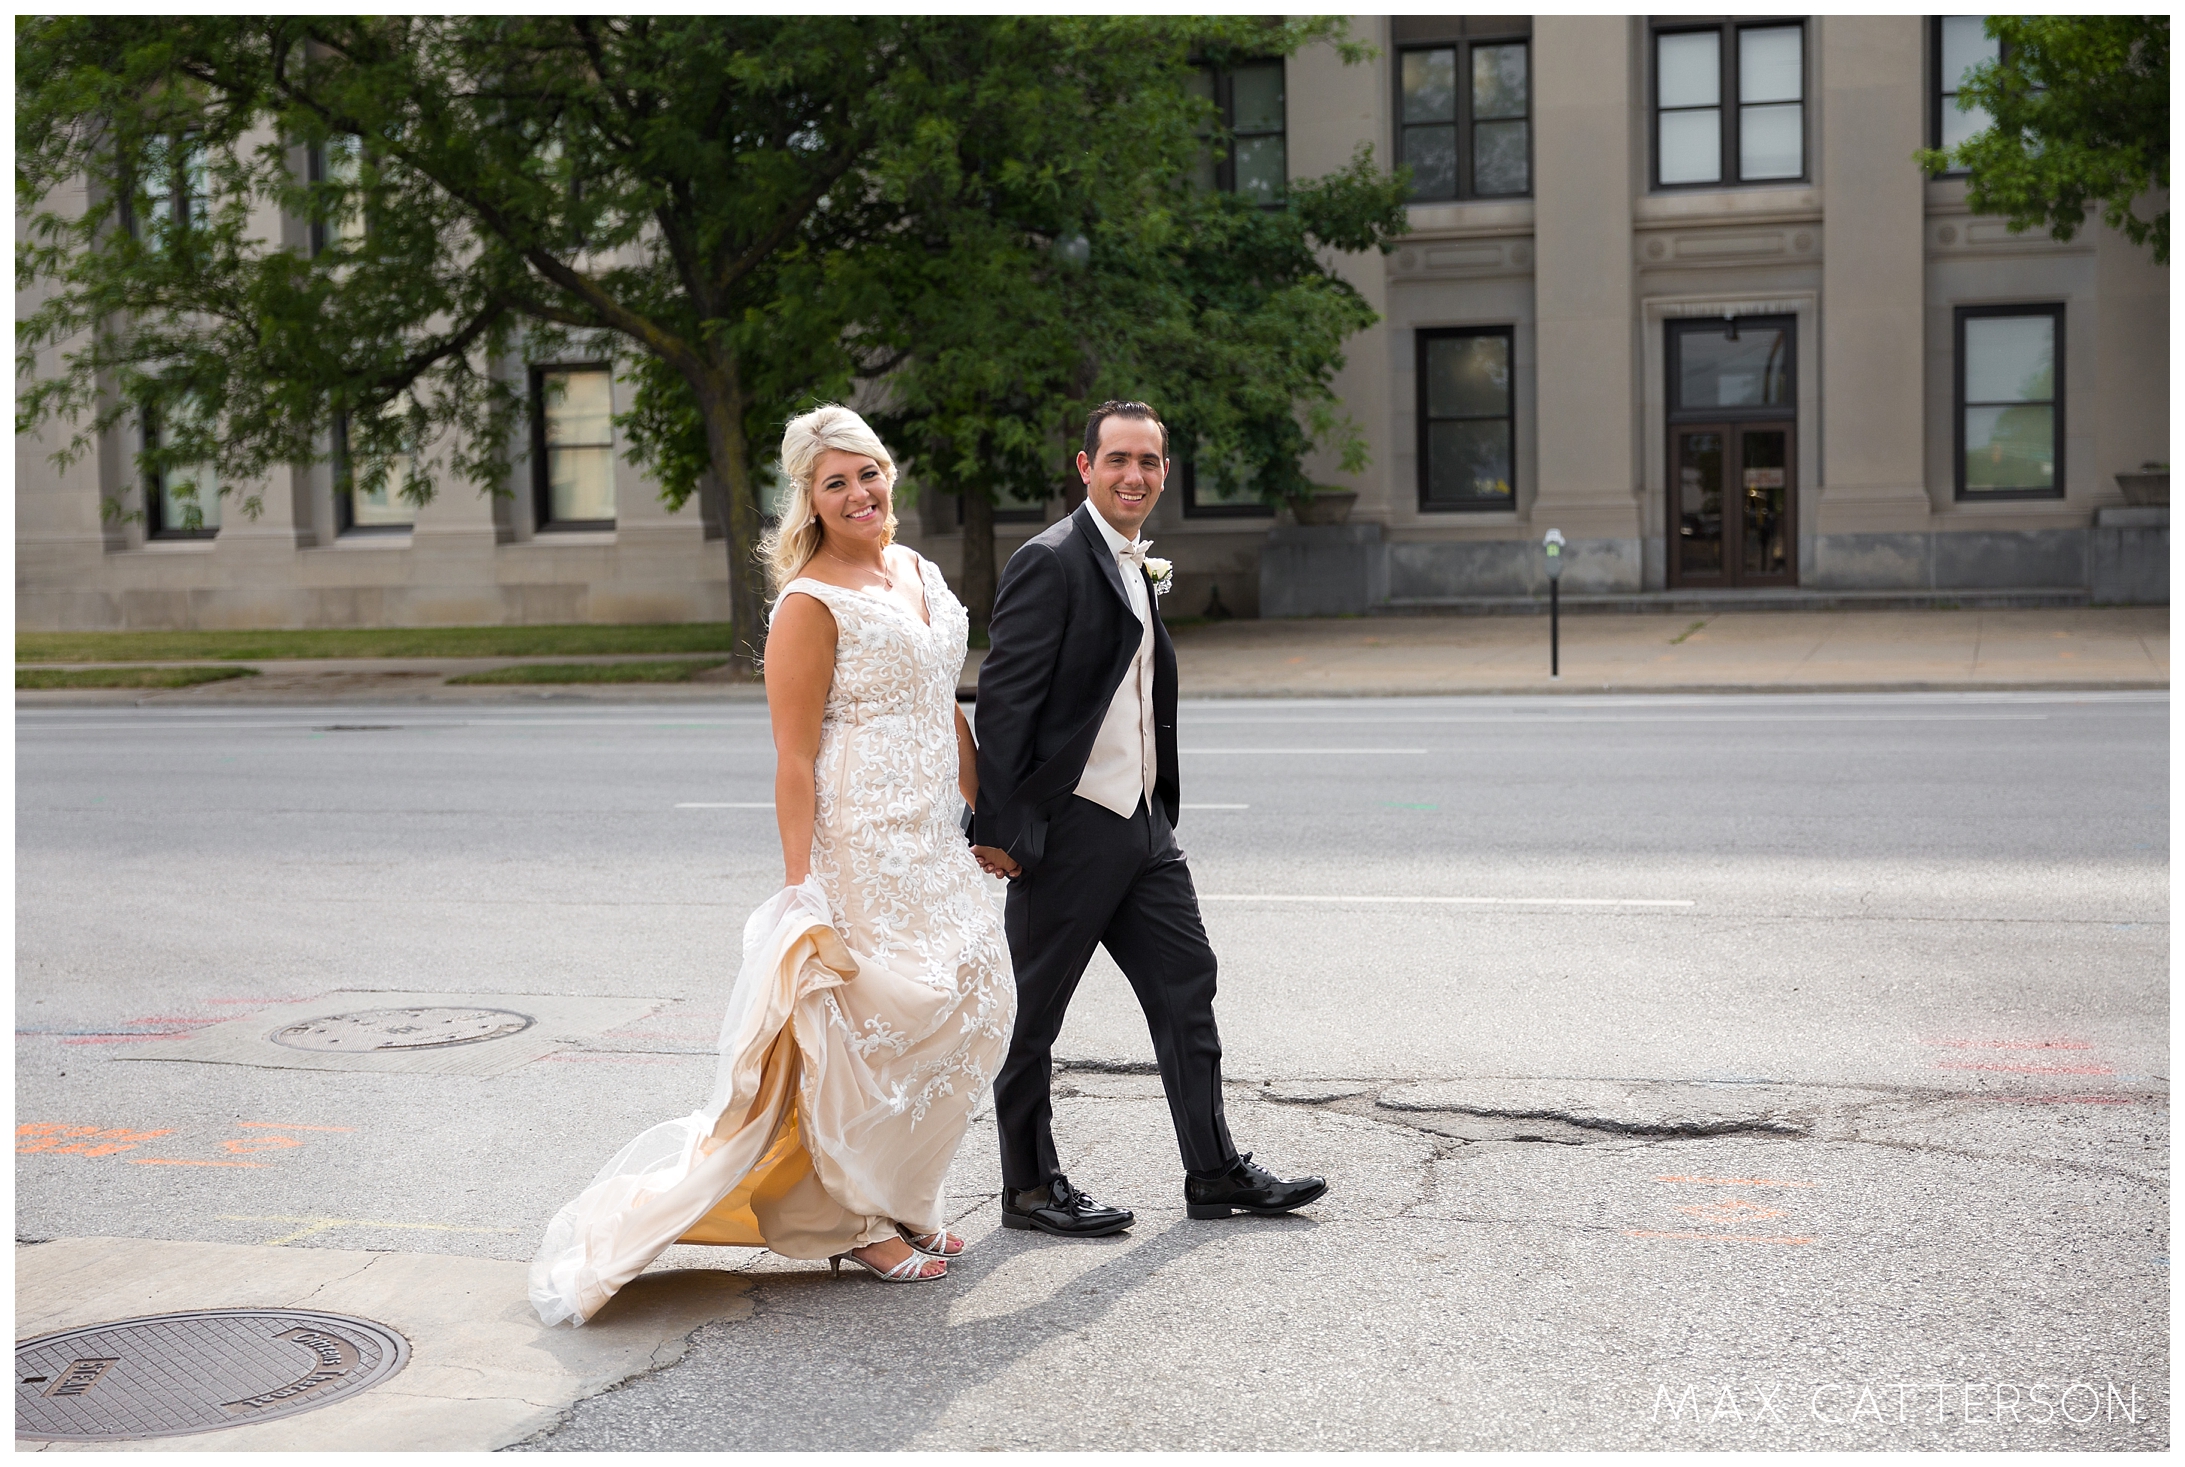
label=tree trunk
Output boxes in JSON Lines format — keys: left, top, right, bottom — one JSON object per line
{"left": 695, "top": 361, "right": 766, "bottom": 677}
{"left": 959, "top": 488, "right": 996, "bottom": 629}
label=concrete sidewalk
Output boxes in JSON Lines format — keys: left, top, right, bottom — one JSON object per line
{"left": 13, "top": 606, "right": 2167, "bottom": 704}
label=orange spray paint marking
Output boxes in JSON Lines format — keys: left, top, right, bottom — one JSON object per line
{"left": 1625, "top": 1229, "right": 1814, "bottom": 1245}
{"left": 239, "top": 1122, "right": 354, "bottom": 1132}
{"left": 220, "top": 1136, "right": 302, "bottom": 1154}
{"left": 19, "top": 1125, "right": 174, "bottom": 1156}
{"left": 1654, "top": 1174, "right": 1815, "bottom": 1187}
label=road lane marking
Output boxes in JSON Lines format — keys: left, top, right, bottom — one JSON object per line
{"left": 1200, "top": 894, "right": 1694, "bottom": 908}
{"left": 217, "top": 1214, "right": 522, "bottom": 1247}
{"left": 1177, "top": 748, "right": 1427, "bottom": 755}
{"left": 676, "top": 802, "right": 774, "bottom": 808}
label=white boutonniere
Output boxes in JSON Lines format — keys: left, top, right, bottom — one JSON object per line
{"left": 1144, "top": 556, "right": 1174, "bottom": 599}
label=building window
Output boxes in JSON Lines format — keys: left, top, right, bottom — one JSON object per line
{"left": 1179, "top": 441, "right": 1273, "bottom": 518}
{"left": 1188, "top": 60, "right": 1286, "bottom": 204}
{"left": 330, "top": 414, "right": 415, "bottom": 532}
{"left": 1956, "top": 305, "right": 2062, "bottom": 499}
{"left": 1399, "top": 39, "right": 1530, "bottom": 201}
{"left": 128, "top": 133, "right": 209, "bottom": 249}
{"left": 1653, "top": 21, "right": 1806, "bottom": 189}
{"left": 532, "top": 366, "right": 616, "bottom": 527}
{"left": 1933, "top": 16, "right": 1999, "bottom": 161}
{"left": 306, "top": 137, "right": 364, "bottom": 256}
{"left": 143, "top": 405, "right": 220, "bottom": 539}
{"left": 1417, "top": 326, "right": 1516, "bottom": 512}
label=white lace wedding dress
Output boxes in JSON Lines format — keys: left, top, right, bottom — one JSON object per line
{"left": 530, "top": 557, "right": 1016, "bottom": 1325}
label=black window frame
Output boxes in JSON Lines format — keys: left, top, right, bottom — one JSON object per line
{"left": 328, "top": 413, "right": 416, "bottom": 536}
{"left": 1395, "top": 36, "right": 1533, "bottom": 203}
{"left": 1649, "top": 18, "right": 1810, "bottom": 192}
{"left": 1194, "top": 59, "right": 1287, "bottom": 206}
{"left": 1954, "top": 302, "right": 2064, "bottom": 502}
{"left": 304, "top": 136, "right": 363, "bottom": 257}
{"left": 1930, "top": 15, "right": 2000, "bottom": 170}
{"left": 1177, "top": 440, "right": 1275, "bottom": 520}
{"left": 530, "top": 362, "right": 618, "bottom": 531}
{"left": 1415, "top": 324, "right": 1519, "bottom": 514}
{"left": 124, "top": 131, "right": 209, "bottom": 247}
{"left": 141, "top": 406, "right": 219, "bottom": 541}
{"left": 1665, "top": 314, "right": 1799, "bottom": 424}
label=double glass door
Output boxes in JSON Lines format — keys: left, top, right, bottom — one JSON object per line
{"left": 1667, "top": 315, "right": 1797, "bottom": 587}
{"left": 1671, "top": 422, "right": 1794, "bottom": 585}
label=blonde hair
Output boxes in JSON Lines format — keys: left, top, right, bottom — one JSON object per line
{"left": 759, "top": 404, "right": 900, "bottom": 594}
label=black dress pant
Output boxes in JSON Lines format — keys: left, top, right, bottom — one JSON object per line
{"left": 995, "top": 794, "right": 1238, "bottom": 1192}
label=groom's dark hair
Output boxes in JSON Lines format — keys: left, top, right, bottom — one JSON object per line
{"left": 1083, "top": 400, "right": 1168, "bottom": 459}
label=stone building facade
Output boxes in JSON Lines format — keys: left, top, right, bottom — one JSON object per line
{"left": 15, "top": 15, "right": 2168, "bottom": 631}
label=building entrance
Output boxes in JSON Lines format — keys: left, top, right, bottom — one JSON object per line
{"left": 1667, "top": 316, "right": 1796, "bottom": 587}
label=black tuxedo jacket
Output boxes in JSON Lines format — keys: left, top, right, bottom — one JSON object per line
{"left": 972, "top": 502, "right": 1180, "bottom": 872}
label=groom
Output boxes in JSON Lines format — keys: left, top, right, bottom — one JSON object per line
{"left": 970, "top": 400, "right": 1326, "bottom": 1238}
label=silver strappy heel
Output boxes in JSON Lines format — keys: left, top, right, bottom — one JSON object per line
{"left": 830, "top": 1246, "right": 948, "bottom": 1282}
{"left": 897, "top": 1224, "right": 966, "bottom": 1259}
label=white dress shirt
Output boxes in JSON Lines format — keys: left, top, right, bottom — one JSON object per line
{"left": 1074, "top": 503, "right": 1158, "bottom": 819}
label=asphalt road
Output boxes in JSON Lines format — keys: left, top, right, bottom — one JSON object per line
{"left": 14, "top": 691, "right": 2169, "bottom": 1448}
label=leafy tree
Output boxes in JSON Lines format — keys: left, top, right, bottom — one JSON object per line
{"left": 868, "top": 36, "right": 1408, "bottom": 624}
{"left": 18, "top": 17, "right": 1406, "bottom": 652}
{"left": 1916, "top": 16, "right": 2168, "bottom": 263}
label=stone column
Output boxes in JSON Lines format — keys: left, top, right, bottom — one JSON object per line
{"left": 1814, "top": 14, "right": 1932, "bottom": 583}
{"left": 1530, "top": 16, "right": 1641, "bottom": 591}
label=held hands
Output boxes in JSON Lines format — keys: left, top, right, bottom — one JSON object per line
{"left": 970, "top": 844, "right": 1022, "bottom": 880}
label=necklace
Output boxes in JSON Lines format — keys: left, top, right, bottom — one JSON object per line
{"left": 825, "top": 546, "right": 892, "bottom": 591}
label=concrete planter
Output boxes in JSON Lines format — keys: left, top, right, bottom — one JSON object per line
{"left": 2115, "top": 471, "right": 2169, "bottom": 506}
{"left": 1291, "top": 491, "right": 1358, "bottom": 526}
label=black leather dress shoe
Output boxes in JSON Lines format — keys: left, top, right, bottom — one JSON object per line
{"left": 1184, "top": 1152, "right": 1328, "bottom": 1219}
{"left": 1001, "top": 1174, "right": 1134, "bottom": 1237}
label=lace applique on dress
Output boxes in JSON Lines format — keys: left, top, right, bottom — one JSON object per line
{"left": 778, "top": 559, "right": 1015, "bottom": 1125}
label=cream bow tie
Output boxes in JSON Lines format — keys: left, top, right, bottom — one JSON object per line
{"left": 1117, "top": 539, "right": 1151, "bottom": 572}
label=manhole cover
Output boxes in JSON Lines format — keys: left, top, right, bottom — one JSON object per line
{"left": 16, "top": 1308, "right": 408, "bottom": 1441}
{"left": 269, "top": 1006, "right": 534, "bottom": 1053}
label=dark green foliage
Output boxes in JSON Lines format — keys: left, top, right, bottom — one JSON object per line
{"left": 1916, "top": 16, "right": 2168, "bottom": 263}
{"left": 17, "top": 18, "right": 1407, "bottom": 651}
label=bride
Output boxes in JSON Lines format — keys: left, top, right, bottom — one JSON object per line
{"left": 530, "top": 405, "right": 1016, "bottom": 1324}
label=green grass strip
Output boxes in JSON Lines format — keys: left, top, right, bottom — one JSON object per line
{"left": 17, "top": 665, "right": 260, "bottom": 690}
{"left": 444, "top": 659, "right": 736, "bottom": 686}
{"left": 17, "top": 623, "right": 740, "bottom": 664}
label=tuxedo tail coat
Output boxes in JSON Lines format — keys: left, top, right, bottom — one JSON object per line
{"left": 972, "top": 502, "right": 1179, "bottom": 868}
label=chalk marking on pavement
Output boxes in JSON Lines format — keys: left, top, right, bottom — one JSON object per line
{"left": 129, "top": 1159, "right": 267, "bottom": 1168}
{"left": 217, "top": 1214, "right": 522, "bottom": 1247}
{"left": 1655, "top": 1174, "right": 1815, "bottom": 1187}
{"left": 239, "top": 1121, "right": 355, "bottom": 1132}
{"left": 1178, "top": 748, "right": 1428, "bottom": 755}
{"left": 676, "top": 802, "right": 774, "bottom": 808}
{"left": 1934, "top": 1060, "right": 2116, "bottom": 1075}
{"left": 1624, "top": 1229, "right": 1814, "bottom": 1245}
{"left": 1200, "top": 894, "right": 1695, "bottom": 908}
